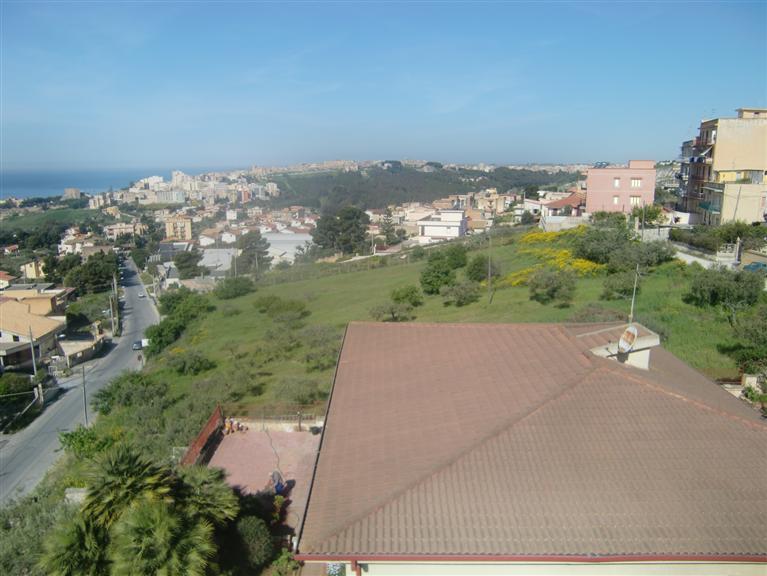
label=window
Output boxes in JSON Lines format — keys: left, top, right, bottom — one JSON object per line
{"left": 630, "top": 196, "right": 641, "bottom": 207}
{"left": 12, "top": 335, "right": 20, "bottom": 342}
{"left": 631, "top": 178, "right": 642, "bottom": 188}
{"left": 612, "top": 195, "right": 619, "bottom": 205}
{"left": 613, "top": 178, "right": 620, "bottom": 189}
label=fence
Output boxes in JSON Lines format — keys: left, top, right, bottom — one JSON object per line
{"left": 225, "top": 403, "right": 322, "bottom": 428}
{"left": 180, "top": 404, "right": 223, "bottom": 466}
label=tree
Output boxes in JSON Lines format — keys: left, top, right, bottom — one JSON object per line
{"left": 440, "top": 281, "right": 481, "bottom": 306}
{"left": 236, "top": 230, "right": 272, "bottom": 276}
{"left": 601, "top": 270, "right": 639, "bottom": 300}
{"left": 391, "top": 284, "right": 424, "bottom": 307}
{"left": 380, "top": 209, "right": 399, "bottom": 245}
{"left": 631, "top": 204, "right": 664, "bottom": 227}
{"left": 370, "top": 301, "right": 415, "bottom": 322}
{"left": 520, "top": 211, "right": 535, "bottom": 225}
{"left": 176, "top": 466, "right": 239, "bottom": 526}
{"left": 529, "top": 268, "right": 576, "bottom": 306}
{"left": 465, "top": 254, "right": 500, "bottom": 283}
{"left": 174, "top": 250, "right": 205, "bottom": 280}
{"left": 686, "top": 266, "right": 763, "bottom": 325}
{"left": 214, "top": 276, "right": 254, "bottom": 299}
{"left": 39, "top": 514, "right": 110, "bottom": 576}
{"left": 234, "top": 516, "right": 274, "bottom": 571}
{"left": 311, "top": 206, "right": 370, "bottom": 254}
{"left": 420, "top": 255, "right": 456, "bottom": 295}
{"left": 109, "top": 500, "right": 215, "bottom": 576}
{"left": 65, "top": 252, "right": 119, "bottom": 294}
{"left": 442, "top": 244, "right": 468, "bottom": 269}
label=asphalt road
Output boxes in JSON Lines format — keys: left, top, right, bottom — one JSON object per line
{"left": 0, "top": 259, "right": 159, "bottom": 504}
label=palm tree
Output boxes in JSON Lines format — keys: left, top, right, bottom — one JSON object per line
{"left": 39, "top": 512, "right": 110, "bottom": 576}
{"left": 82, "top": 444, "right": 175, "bottom": 529}
{"left": 177, "top": 465, "right": 239, "bottom": 526}
{"left": 108, "top": 500, "right": 215, "bottom": 576}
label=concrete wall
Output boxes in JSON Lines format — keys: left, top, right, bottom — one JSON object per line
{"left": 713, "top": 118, "right": 767, "bottom": 172}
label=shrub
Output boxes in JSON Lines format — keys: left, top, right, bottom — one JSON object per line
{"left": 299, "top": 325, "right": 341, "bottom": 371}
{"left": 278, "top": 376, "right": 326, "bottom": 404}
{"left": 606, "top": 241, "right": 676, "bottom": 273}
{"left": 601, "top": 271, "right": 640, "bottom": 300}
{"left": 410, "top": 245, "right": 426, "bottom": 260}
{"left": 59, "top": 425, "right": 115, "bottom": 459}
{"left": 168, "top": 351, "right": 216, "bottom": 375}
{"left": 420, "top": 256, "right": 456, "bottom": 295}
{"left": 214, "top": 276, "right": 255, "bottom": 300}
{"left": 520, "top": 210, "right": 534, "bottom": 225}
{"left": 442, "top": 244, "right": 468, "bottom": 269}
{"left": 390, "top": 284, "right": 424, "bottom": 307}
{"left": 686, "top": 266, "right": 763, "bottom": 325}
{"left": 440, "top": 281, "right": 481, "bottom": 306}
{"left": 236, "top": 515, "right": 274, "bottom": 570}
{"left": 569, "top": 303, "right": 626, "bottom": 323}
{"left": 253, "top": 294, "right": 283, "bottom": 313}
{"left": 573, "top": 228, "right": 632, "bottom": 264}
{"left": 528, "top": 268, "right": 576, "bottom": 306}
{"left": 92, "top": 373, "right": 169, "bottom": 416}
{"left": 370, "top": 302, "right": 415, "bottom": 322}
{"left": 272, "top": 549, "right": 300, "bottom": 576}
{"left": 591, "top": 211, "right": 628, "bottom": 228}
{"left": 465, "top": 254, "right": 500, "bottom": 283}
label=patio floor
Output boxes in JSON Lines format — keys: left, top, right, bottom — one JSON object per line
{"left": 209, "top": 425, "right": 321, "bottom": 533}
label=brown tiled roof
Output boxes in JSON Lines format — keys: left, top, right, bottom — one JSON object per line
{"left": 545, "top": 192, "right": 586, "bottom": 210}
{"left": 298, "top": 322, "right": 767, "bottom": 559}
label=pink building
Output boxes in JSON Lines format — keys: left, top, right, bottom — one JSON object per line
{"left": 585, "top": 160, "right": 656, "bottom": 214}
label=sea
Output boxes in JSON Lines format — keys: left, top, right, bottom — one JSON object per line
{"left": 0, "top": 167, "right": 237, "bottom": 200}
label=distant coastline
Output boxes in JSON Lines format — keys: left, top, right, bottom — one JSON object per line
{"left": 0, "top": 167, "right": 235, "bottom": 200}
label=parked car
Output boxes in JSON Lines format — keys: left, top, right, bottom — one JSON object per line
{"left": 132, "top": 341, "right": 142, "bottom": 350}
{"left": 744, "top": 262, "right": 767, "bottom": 273}
{"left": 138, "top": 292, "right": 145, "bottom": 298}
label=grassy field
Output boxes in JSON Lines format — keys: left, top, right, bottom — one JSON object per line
{"left": 145, "top": 231, "right": 745, "bottom": 418}
{"left": 0, "top": 207, "right": 109, "bottom": 230}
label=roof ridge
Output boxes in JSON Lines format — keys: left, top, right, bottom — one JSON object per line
{"left": 602, "top": 363, "right": 767, "bottom": 432}
{"left": 310, "top": 350, "right": 599, "bottom": 552}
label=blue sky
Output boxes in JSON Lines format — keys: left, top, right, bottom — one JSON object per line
{"left": 1, "top": 1, "right": 765, "bottom": 170}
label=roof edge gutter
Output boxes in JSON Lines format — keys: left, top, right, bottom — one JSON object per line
{"left": 294, "top": 322, "right": 350, "bottom": 553}
{"left": 295, "top": 553, "right": 767, "bottom": 564}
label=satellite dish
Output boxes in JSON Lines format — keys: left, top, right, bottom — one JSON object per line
{"left": 618, "top": 325, "right": 638, "bottom": 354}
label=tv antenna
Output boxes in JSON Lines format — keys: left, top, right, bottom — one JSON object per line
{"left": 628, "top": 264, "right": 640, "bottom": 324}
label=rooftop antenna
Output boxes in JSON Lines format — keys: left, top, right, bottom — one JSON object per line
{"left": 628, "top": 264, "right": 640, "bottom": 324}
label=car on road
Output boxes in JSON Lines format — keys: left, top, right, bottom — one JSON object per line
{"left": 132, "top": 341, "right": 143, "bottom": 350}
{"left": 744, "top": 262, "right": 767, "bottom": 273}
{"left": 138, "top": 292, "right": 145, "bottom": 298}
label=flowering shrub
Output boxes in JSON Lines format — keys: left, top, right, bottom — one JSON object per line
{"left": 520, "top": 230, "right": 562, "bottom": 244}
{"left": 497, "top": 265, "right": 543, "bottom": 287}
{"left": 520, "top": 247, "right": 605, "bottom": 276}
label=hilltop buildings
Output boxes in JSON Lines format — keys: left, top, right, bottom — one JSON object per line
{"left": 164, "top": 216, "right": 193, "bottom": 241}
{"left": 680, "top": 108, "right": 767, "bottom": 225}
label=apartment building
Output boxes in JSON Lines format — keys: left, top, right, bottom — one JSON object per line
{"left": 683, "top": 108, "right": 767, "bottom": 225}
{"left": 584, "top": 160, "right": 656, "bottom": 214}
{"left": 164, "top": 216, "right": 193, "bottom": 240}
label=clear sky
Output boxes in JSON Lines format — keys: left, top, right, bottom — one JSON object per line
{"left": 1, "top": 1, "right": 765, "bottom": 170}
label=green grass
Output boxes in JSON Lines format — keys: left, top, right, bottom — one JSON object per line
{"left": 0, "top": 208, "right": 110, "bottom": 230}
{"left": 146, "top": 233, "right": 745, "bottom": 414}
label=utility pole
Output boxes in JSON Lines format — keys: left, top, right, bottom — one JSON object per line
{"left": 112, "top": 274, "right": 120, "bottom": 336}
{"left": 628, "top": 264, "right": 640, "bottom": 324}
{"left": 111, "top": 273, "right": 119, "bottom": 335}
{"left": 82, "top": 366, "right": 89, "bottom": 426}
{"left": 487, "top": 231, "right": 493, "bottom": 303}
{"left": 28, "top": 327, "right": 37, "bottom": 379}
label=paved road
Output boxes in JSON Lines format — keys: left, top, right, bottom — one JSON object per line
{"left": 0, "top": 259, "right": 159, "bottom": 504}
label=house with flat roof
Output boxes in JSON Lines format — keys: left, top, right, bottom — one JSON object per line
{"left": 0, "top": 299, "right": 66, "bottom": 369}
{"left": 417, "top": 209, "right": 468, "bottom": 244}
{"left": 585, "top": 160, "right": 656, "bottom": 214}
{"left": 296, "top": 322, "right": 767, "bottom": 576}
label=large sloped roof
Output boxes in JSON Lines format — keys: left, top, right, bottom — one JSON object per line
{"left": 298, "top": 322, "right": 767, "bottom": 560}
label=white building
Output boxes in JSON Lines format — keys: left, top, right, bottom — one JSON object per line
{"left": 417, "top": 209, "right": 468, "bottom": 244}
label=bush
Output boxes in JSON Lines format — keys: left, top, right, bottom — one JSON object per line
{"left": 606, "top": 241, "right": 676, "bottom": 273}
{"left": 92, "top": 373, "right": 169, "bottom": 416}
{"left": 235, "top": 515, "right": 274, "bottom": 570}
{"left": 390, "top": 284, "right": 424, "bottom": 307}
{"left": 520, "top": 211, "right": 534, "bottom": 225}
{"left": 410, "top": 246, "right": 426, "bottom": 260}
{"left": 591, "top": 211, "right": 628, "bottom": 228}
{"left": 569, "top": 303, "right": 627, "bottom": 323}
{"left": 440, "top": 281, "right": 481, "bottom": 307}
{"left": 442, "top": 244, "right": 468, "bottom": 269}
{"left": 299, "top": 325, "right": 341, "bottom": 371}
{"left": 573, "top": 227, "right": 632, "bottom": 264}
{"left": 528, "top": 268, "right": 576, "bottom": 306}
{"left": 601, "top": 271, "right": 639, "bottom": 300}
{"left": 686, "top": 266, "right": 763, "bottom": 324}
{"left": 278, "top": 376, "right": 326, "bottom": 404}
{"left": 254, "top": 295, "right": 311, "bottom": 329}
{"left": 168, "top": 351, "right": 216, "bottom": 375}
{"left": 214, "top": 277, "right": 255, "bottom": 300}
{"left": 370, "top": 302, "right": 415, "bottom": 322}
{"left": 420, "top": 256, "right": 456, "bottom": 295}
{"left": 59, "top": 425, "right": 115, "bottom": 459}
{"left": 465, "top": 254, "right": 500, "bottom": 283}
